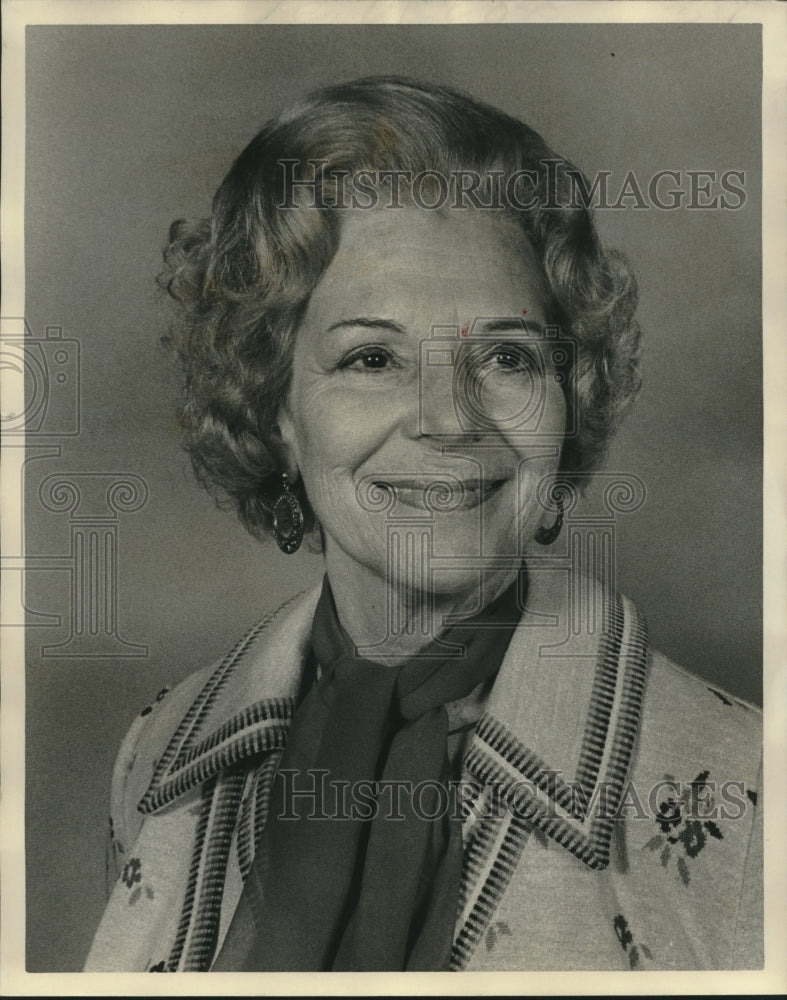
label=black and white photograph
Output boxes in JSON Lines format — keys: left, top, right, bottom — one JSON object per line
{"left": 1, "top": 1, "right": 785, "bottom": 993}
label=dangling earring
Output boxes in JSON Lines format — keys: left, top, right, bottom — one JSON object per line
{"left": 273, "top": 473, "right": 304, "bottom": 554}
{"left": 535, "top": 493, "right": 563, "bottom": 545}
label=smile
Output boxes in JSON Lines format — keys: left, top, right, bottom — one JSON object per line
{"left": 373, "top": 477, "right": 506, "bottom": 512}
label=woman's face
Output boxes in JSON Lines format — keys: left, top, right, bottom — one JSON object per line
{"left": 277, "top": 205, "right": 567, "bottom": 595}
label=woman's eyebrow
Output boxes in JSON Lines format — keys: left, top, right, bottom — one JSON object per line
{"left": 325, "top": 317, "right": 407, "bottom": 335}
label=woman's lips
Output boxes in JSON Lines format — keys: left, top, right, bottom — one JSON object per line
{"left": 372, "top": 477, "right": 506, "bottom": 511}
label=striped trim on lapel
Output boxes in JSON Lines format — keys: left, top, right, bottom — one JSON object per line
{"left": 450, "top": 784, "right": 533, "bottom": 970}
{"left": 167, "top": 770, "right": 247, "bottom": 971}
{"left": 138, "top": 596, "right": 311, "bottom": 815}
{"left": 449, "top": 591, "right": 649, "bottom": 969}
{"left": 236, "top": 752, "right": 283, "bottom": 883}
{"left": 139, "top": 698, "right": 293, "bottom": 815}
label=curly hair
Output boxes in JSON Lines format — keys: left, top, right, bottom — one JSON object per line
{"left": 161, "top": 76, "right": 641, "bottom": 541}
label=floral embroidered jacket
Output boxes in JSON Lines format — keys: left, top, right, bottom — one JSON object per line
{"left": 84, "top": 569, "right": 763, "bottom": 972}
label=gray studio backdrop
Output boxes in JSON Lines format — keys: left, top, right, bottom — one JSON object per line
{"left": 23, "top": 24, "right": 761, "bottom": 971}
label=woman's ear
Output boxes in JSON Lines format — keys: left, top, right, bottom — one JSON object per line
{"left": 269, "top": 403, "right": 300, "bottom": 484}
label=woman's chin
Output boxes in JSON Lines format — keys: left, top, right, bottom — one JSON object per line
{"left": 379, "top": 559, "right": 520, "bottom": 604}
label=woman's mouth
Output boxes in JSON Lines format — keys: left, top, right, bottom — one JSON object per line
{"left": 372, "top": 477, "right": 506, "bottom": 512}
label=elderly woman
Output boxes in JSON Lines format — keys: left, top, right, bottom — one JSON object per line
{"left": 84, "top": 77, "right": 762, "bottom": 973}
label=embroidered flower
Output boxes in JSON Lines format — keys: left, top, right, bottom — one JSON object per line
{"left": 613, "top": 914, "right": 653, "bottom": 970}
{"left": 613, "top": 914, "right": 633, "bottom": 950}
{"left": 655, "top": 798, "right": 682, "bottom": 834}
{"left": 485, "top": 920, "right": 512, "bottom": 953}
{"left": 129, "top": 884, "right": 154, "bottom": 906}
{"left": 645, "top": 771, "right": 724, "bottom": 884}
{"left": 121, "top": 857, "right": 142, "bottom": 888}
{"left": 484, "top": 920, "right": 511, "bottom": 951}
{"left": 678, "top": 819, "right": 707, "bottom": 858}
{"left": 140, "top": 686, "right": 170, "bottom": 717}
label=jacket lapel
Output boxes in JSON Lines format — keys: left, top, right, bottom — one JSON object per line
{"left": 450, "top": 566, "right": 650, "bottom": 968}
{"left": 139, "top": 589, "right": 319, "bottom": 815}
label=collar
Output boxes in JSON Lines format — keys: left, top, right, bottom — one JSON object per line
{"left": 138, "top": 569, "right": 649, "bottom": 872}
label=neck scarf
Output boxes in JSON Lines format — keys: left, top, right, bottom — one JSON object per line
{"left": 213, "top": 575, "right": 522, "bottom": 971}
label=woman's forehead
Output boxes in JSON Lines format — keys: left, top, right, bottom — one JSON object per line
{"left": 312, "top": 206, "right": 548, "bottom": 304}
{"left": 296, "top": 210, "right": 550, "bottom": 339}
{"left": 334, "top": 202, "right": 528, "bottom": 252}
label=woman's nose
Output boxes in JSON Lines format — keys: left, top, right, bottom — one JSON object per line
{"left": 408, "top": 348, "right": 480, "bottom": 441}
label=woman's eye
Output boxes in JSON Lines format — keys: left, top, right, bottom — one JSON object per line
{"left": 486, "top": 344, "right": 537, "bottom": 373}
{"left": 494, "top": 350, "right": 524, "bottom": 369}
{"left": 359, "top": 351, "right": 389, "bottom": 369}
{"left": 341, "top": 348, "right": 394, "bottom": 371}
